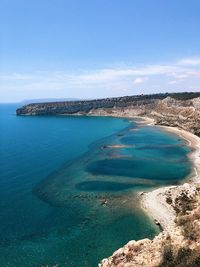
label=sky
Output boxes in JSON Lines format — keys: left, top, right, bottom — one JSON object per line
{"left": 1, "top": 0, "right": 200, "bottom": 102}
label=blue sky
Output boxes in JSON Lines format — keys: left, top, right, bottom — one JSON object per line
{"left": 1, "top": 0, "right": 200, "bottom": 102}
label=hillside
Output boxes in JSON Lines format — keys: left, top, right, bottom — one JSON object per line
{"left": 16, "top": 92, "right": 200, "bottom": 136}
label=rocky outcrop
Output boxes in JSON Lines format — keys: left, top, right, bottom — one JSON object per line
{"left": 99, "top": 235, "right": 166, "bottom": 267}
{"left": 16, "top": 92, "right": 200, "bottom": 136}
{"left": 151, "top": 97, "right": 200, "bottom": 137}
{"left": 99, "top": 183, "right": 200, "bottom": 267}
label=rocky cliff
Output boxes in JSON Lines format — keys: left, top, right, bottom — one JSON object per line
{"left": 16, "top": 92, "right": 200, "bottom": 136}
{"left": 16, "top": 93, "right": 166, "bottom": 115}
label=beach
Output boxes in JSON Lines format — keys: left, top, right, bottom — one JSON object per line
{"left": 83, "top": 113, "right": 200, "bottom": 231}
{"left": 140, "top": 123, "right": 200, "bottom": 231}
{"left": 99, "top": 118, "right": 200, "bottom": 267}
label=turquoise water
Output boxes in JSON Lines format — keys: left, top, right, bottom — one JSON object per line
{"left": 0, "top": 104, "right": 192, "bottom": 267}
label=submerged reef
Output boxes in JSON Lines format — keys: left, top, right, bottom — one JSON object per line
{"left": 32, "top": 122, "right": 193, "bottom": 267}
{"left": 33, "top": 124, "right": 191, "bottom": 208}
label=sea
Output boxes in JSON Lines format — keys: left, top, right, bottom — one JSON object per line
{"left": 0, "top": 104, "right": 192, "bottom": 267}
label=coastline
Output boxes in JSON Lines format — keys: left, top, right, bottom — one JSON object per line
{"left": 15, "top": 94, "right": 200, "bottom": 266}
{"left": 60, "top": 112, "right": 200, "bottom": 233}
{"left": 80, "top": 112, "right": 200, "bottom": 231}
{"left": 99, "top": 116, "right": 200, "bottom": 267}
{"left": 69, "top": 112, "right": 200, "bottom": 232}
{"left": 140, "top": 122, "right": 200, "bottom": 231}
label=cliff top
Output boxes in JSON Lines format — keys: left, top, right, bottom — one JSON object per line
{"left": 18, "top": 92, "right": 200, "bottom": 107}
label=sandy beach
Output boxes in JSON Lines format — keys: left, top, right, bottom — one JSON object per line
{"left": 140, "top": 123, "right": 200, "bottom": 231}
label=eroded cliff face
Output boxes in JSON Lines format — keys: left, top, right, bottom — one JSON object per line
{"left": 87, "top": 96, "right": 200, "bottom": 136}
{"left": 16, "top": 93, "right": 200, "bottom": 136}
{"left": 16, "top": 94, "right": 162, "bottom": 116}
{"left": 151, "top": 97, "right": 200, "bottom": 137}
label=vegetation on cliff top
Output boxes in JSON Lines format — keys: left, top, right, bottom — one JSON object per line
{"left": 158, "top": 186, "right": 200, "bottom": 267}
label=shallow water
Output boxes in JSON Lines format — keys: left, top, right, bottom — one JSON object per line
{"left": 0, "top": 104, "right": 192, "bottom": 267}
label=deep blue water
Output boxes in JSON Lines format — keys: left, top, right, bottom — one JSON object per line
{"left": 0, "top": 104, "right": 192, "bottom": 267}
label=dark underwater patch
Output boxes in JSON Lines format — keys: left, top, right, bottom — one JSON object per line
{"left": 86, "top": 158, "right": 191, "bottom": 181}
{"left": 75, "top": 180, "right": 135, "bottom": 191}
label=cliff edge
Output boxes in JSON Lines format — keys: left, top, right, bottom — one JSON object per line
{"left": 16, "top": 92, "right": 200, "bottom": 137}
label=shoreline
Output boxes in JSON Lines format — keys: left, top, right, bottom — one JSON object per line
{"left": 160, "top": 126, "right": 200, "bottom": 181}
{"left": 65, "top": 112, "right": 200, "bottom": 231}
{"left": 139, "top": 122, "right": 200, "bottom": 231}
{"left": 78, "top": 113, "right": 200, "bottom": 230}
{"left": 99, "top": 115, "right": 200, "bottom": 267}
{"left": 90, "top": 113, "right": 200, "bottom": 231}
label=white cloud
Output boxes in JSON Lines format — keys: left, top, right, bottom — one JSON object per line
{"left": 133, "top": 77, "right": 147, "bottom": 84}
{"left": 1, "top": 57, "right": 200, "bottom": 102}
{"left": 0, "top": 73, "right": 34, "bottom": 80}
{"left": 178, "top": 58, "right": 200, "bottom": 66}
{"left": 168, "top": 80, "right": 178, "bottom": 85}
